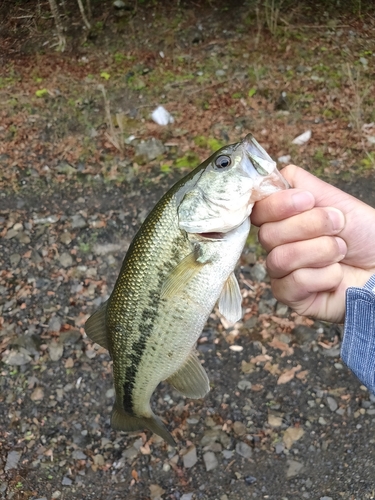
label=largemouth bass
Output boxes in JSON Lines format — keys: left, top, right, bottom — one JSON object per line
{"left": 85, "top": 134, "right": 288, "bottom": 446}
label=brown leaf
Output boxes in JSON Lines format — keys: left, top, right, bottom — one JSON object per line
{"left": 268, "top": 336, "right": 294, "bottom": 356}
{"left": 149, "top": 484, "right": 166, "bottom": 500}
{"left": 277, "top": 365, "right": 301, "bottom": 385}
{"left": 283, "top": 426, "right": 305, "bottom": 449}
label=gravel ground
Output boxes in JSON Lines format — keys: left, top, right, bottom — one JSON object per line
{"left": 1, "top": 173, "right": 375, "bottom": 500}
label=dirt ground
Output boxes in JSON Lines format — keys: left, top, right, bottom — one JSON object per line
{"left": 1, "top": 2, "right": 375, "bottom": 499}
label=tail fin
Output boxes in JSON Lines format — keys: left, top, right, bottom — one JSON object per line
{"left": 111, "top": 403, "right": 176, "bottom": 447}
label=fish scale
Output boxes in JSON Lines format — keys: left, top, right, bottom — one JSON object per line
{"left": 85, "top": 134, "right": 288, "bottom": 446}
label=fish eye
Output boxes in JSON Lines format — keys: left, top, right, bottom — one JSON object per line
{"left": 214, "top": 155, "right": 231, "bottom": 169}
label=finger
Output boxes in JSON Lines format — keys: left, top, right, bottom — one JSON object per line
{"left": 251, "top": 188, "right": 315, "bottom": 226}
{"left": 271, "top": 263, "right": 344, "bottom": 304}
{"left": 266, "top": 236, "right": 347, "bottom": 279}
{"left": 258, "top": 207, "right": 345, "bottom": 252}
{"left": 270, "top": 264, "right": 345, "bottom": 321}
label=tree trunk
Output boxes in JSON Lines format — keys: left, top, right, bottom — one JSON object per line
{"left": 47, "top": 0, "right": 66, "bottom": 51}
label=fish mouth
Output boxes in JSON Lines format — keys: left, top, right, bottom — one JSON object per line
{"left": 197, "top": 231, "right": 224, "bottom": 240}
{"left": 241, "top": 133, "right": 290, "bottom": 191}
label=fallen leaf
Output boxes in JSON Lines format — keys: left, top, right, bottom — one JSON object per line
{"left": 283, "top": 426, "right": 305, "bottom": 449}
{"left": 64, "top": 357, "right": 74, "bottom": 368}
{"left": 277, "top": 365, "right": 301, "bottom": 385}
{"left": 296, "top": 370, "right": 308, "bottom": 380}
{"left": 264, "top": 361, "right": 280, "bottom": 375}
{"left": 268, "top": 337, "right": 294, "bottom": 356}
{"left": 149, "top": 484, "right": 166, "bottom": 500}
{"left": 30, "top": 387, "right": 44, "bottom": 401}
{"left": 131, "top": 469, "right": 139, "bottom": 481}
{"left": 251, "top": 384, "right": 264, "bottom": 392}
{"left": 250, "top": 354, "right": 272, "bottom": 364}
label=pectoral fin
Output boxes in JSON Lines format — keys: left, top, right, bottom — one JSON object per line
{"left": 218, "top": 272, "right": 243, "bottom": 325}
{"left": 84, "top": 301, "right": 109, "bottom": 350}
{"left": 167, "top": 351, "right": 210, "bottom": 399}
{"left": 160, "top": 252, "right": 204, "bottom": 299}
{"left": 111, "top": 402, "right": 176, "bottom": 447}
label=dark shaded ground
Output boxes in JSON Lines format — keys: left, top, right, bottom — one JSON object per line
{"left": 1, "top": 2, "right": 375, "bottom": 500}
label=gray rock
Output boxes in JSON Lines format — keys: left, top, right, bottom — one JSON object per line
{"left": 5, "top": 450, "right": 21, "bottom": 471}
{"left": 320, "top": 497, "right": 333, "bottom": 500}
{"left": 61, "top": 476, "right": 73, "bottom": 486}
{"left": 10, "top": 253, "right": 21, "bottom": 267}
{"left": 48, "top": 316, "right": 62, "bottom": 333}
{"left": 203, "top": 451, "right": 218, "bottom": 471}
{"left": 222, "top": 449, "right": 234, "bottom": 459}
{"left": 72, "top": 450, "right": 87, "bottom": 460}
{"left": 180, "top": 494, "right": 194, "bottom": 500}
{"left": 275, "top": 442, "right": 285, "bottom": 454}
{"left": 113, "top": 0, "right": 126, "bottom": 8}
{"left": 326, "top": 396, "right": 338, "bottom": 412}
{"left": 215, "top": 69, "right": 226, "bottom": 77}
{"left": 135, "top": 138, "right": 165, "bottom": 161}
{"left": 237, "top": 379, "right": 252, "bottom": 391}
{"left": 293, "top": 325, "right": 318, "bottom": 345}
{"left": 60, "top": 330, "right": 81, "bottom": 345}
{"left": 276, "top": 302, "right": 289, "bottom": 317}
{"left": 71, "top": 214, "right": 87, "bottom": 229}
{"left": 3, "top": 350, "right": 32, "bottom": 366}
{"left": 182, "top": 446, "right": 197, "bottom": 468}
{"left": 258, "top": 298, "right": 276, "bottom": 314}
{"left": 235, "top": 441, "right": 253, "bottom": 459}
{"left": 286, "top": 459, "right": 304, "bottom": 478}
{"left": 59, "top": 252, "right": 73, "bottom": 268}
{"left": 48, "top": 341, "right": 64, "bottom": 361}
{"left": 249, "top": 263, "right": 267, "bottom": 282}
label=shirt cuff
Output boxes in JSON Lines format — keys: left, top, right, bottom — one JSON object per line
{"left": 341, "top": 275, "right": 375, "bottom": 395}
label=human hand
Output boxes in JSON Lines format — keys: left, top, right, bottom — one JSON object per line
{"left": 251, "top": 165, "right": 375, "bottom": 323}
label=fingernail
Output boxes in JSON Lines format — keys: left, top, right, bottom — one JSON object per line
{"left": 291, "top": 191, "right": 315, "bottom": 211}
{"left": 327, "top": 208, "right": 345, "bottom": 233}
{"left": 335, "top": 237, "right": 347, "bottom": 258}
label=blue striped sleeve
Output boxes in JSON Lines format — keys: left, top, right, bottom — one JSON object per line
{"left": 341, "top": 275, "right": 375, "bottom": 395}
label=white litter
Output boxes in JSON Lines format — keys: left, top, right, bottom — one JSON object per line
{"left": 151, "top": 105, "right": 174, "bottom": 126}
{"left": 278, "top": 154, "right": 291, "bottom": 164}
{"left": 291, "top": 130, "right": 311, "bottom": 145}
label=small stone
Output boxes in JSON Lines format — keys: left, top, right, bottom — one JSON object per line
{"left": 237, "top": 379, "right": 252, "bottom": 391}
{"left": 52, "top": 492, "right": 62, "bottom": 499}
{"left": 10, "top": 253, "right": 21, "bottom": 267}
{"left": 59, "top": 252, "right": 73, "bottom": 268}
{"left": 31, "top": 387, "right": 44, "bottom": 401}
{"left": 4, "top": 350, "right": 32, "bottom": 366}
{"left": 326, "top": 396, "right": 338, "bottom": 412}
{"left": 235, "top": 441, "right": 253, "bottom": 459}
{"left": 320, "top": 497, "right": 333, "bottom": 500}
{"left": 113, "top": 0, "right": 126, "bottom": 8}
{"left": 135, "top": 138, "right": 165, "bottom": 161}
{"left": 17, "top": 232, "right": 31, "bottom": 244}
{"left": 203, "top": 451, "right": 219, "bottom": 471}
{"left": 286, "top": 459, "right": 304, "bottom": 478}
{"left": 318, "top": 417, "right": 327, "bottom": 425}
{"left": 72, "top": 450, "right": 87, "bottom": 460}
{"left": 182, "top": 446, "right": 197, "bottom": 468}
{"left": 334, "top": 362, "right": 344, "bottom": 370}
{"left": 48, "top": 316, "right": 62, "bottom": 333}
{"left": 268, "top": 414, "right": 283, "bottom": 428}
{"left": 245, "top": 475, "right": 257, "bottom": 485}
{"left": 222, "top": 449, "right": 234, "bottom": 459}
{"left": 293, "top": 325, "right": 318, "bottom": 344}
{"left": 215, "top": 69, "right": 226, "bottom": 77}
{"left": 276, "top": 302, "right": 289, "bottom": 317}
{"left": 181, "top": 493, "right": 194, "bottom": 500}
{"left": 249, "top": 263, "right": 267, "bottom": 282}
{"left": 61, "top": 476, "right": 73, "bottom": 486}
{"left": 48, "top": 341, "right": 64, "bottom": 361}
{"left": 106, "top": 388, "right": 115, "bottom": 398}
{"left": 93, "top": 454, "right": 105, "bottom": 466}
{"left": 5, "top": 450, "right": 21, "bottom": 471}
{"left": 275, "top": 442, "right": 285, "bottom": 454}
{"left": 71, "top": 214, "right": 87, "bottom": 229}
{"left": 233, "top": 421, "right": 247, "bottom": 436}
{"left": 60, "top": 232, "right": 72, "bottom": 245}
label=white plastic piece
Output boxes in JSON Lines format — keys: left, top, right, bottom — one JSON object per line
{"left": 151, "top": 105, "right": 174, "bottom": 126}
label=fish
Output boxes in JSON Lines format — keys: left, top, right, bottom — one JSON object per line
{"left": 85, "top": 133, "right": 288, "bottom": 447}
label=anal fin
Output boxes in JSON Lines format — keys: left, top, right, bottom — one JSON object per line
{"left": 218, "top": 272, "right": 243, "bottom": 325}
{"left": 84, "top": 300, "right": 109, "bottom": 350}
{"left": 111, "top": 402, "right": 176, "bottom": 447}
{"left": 167, "top": 351, "right": 210, "bottom": 399}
